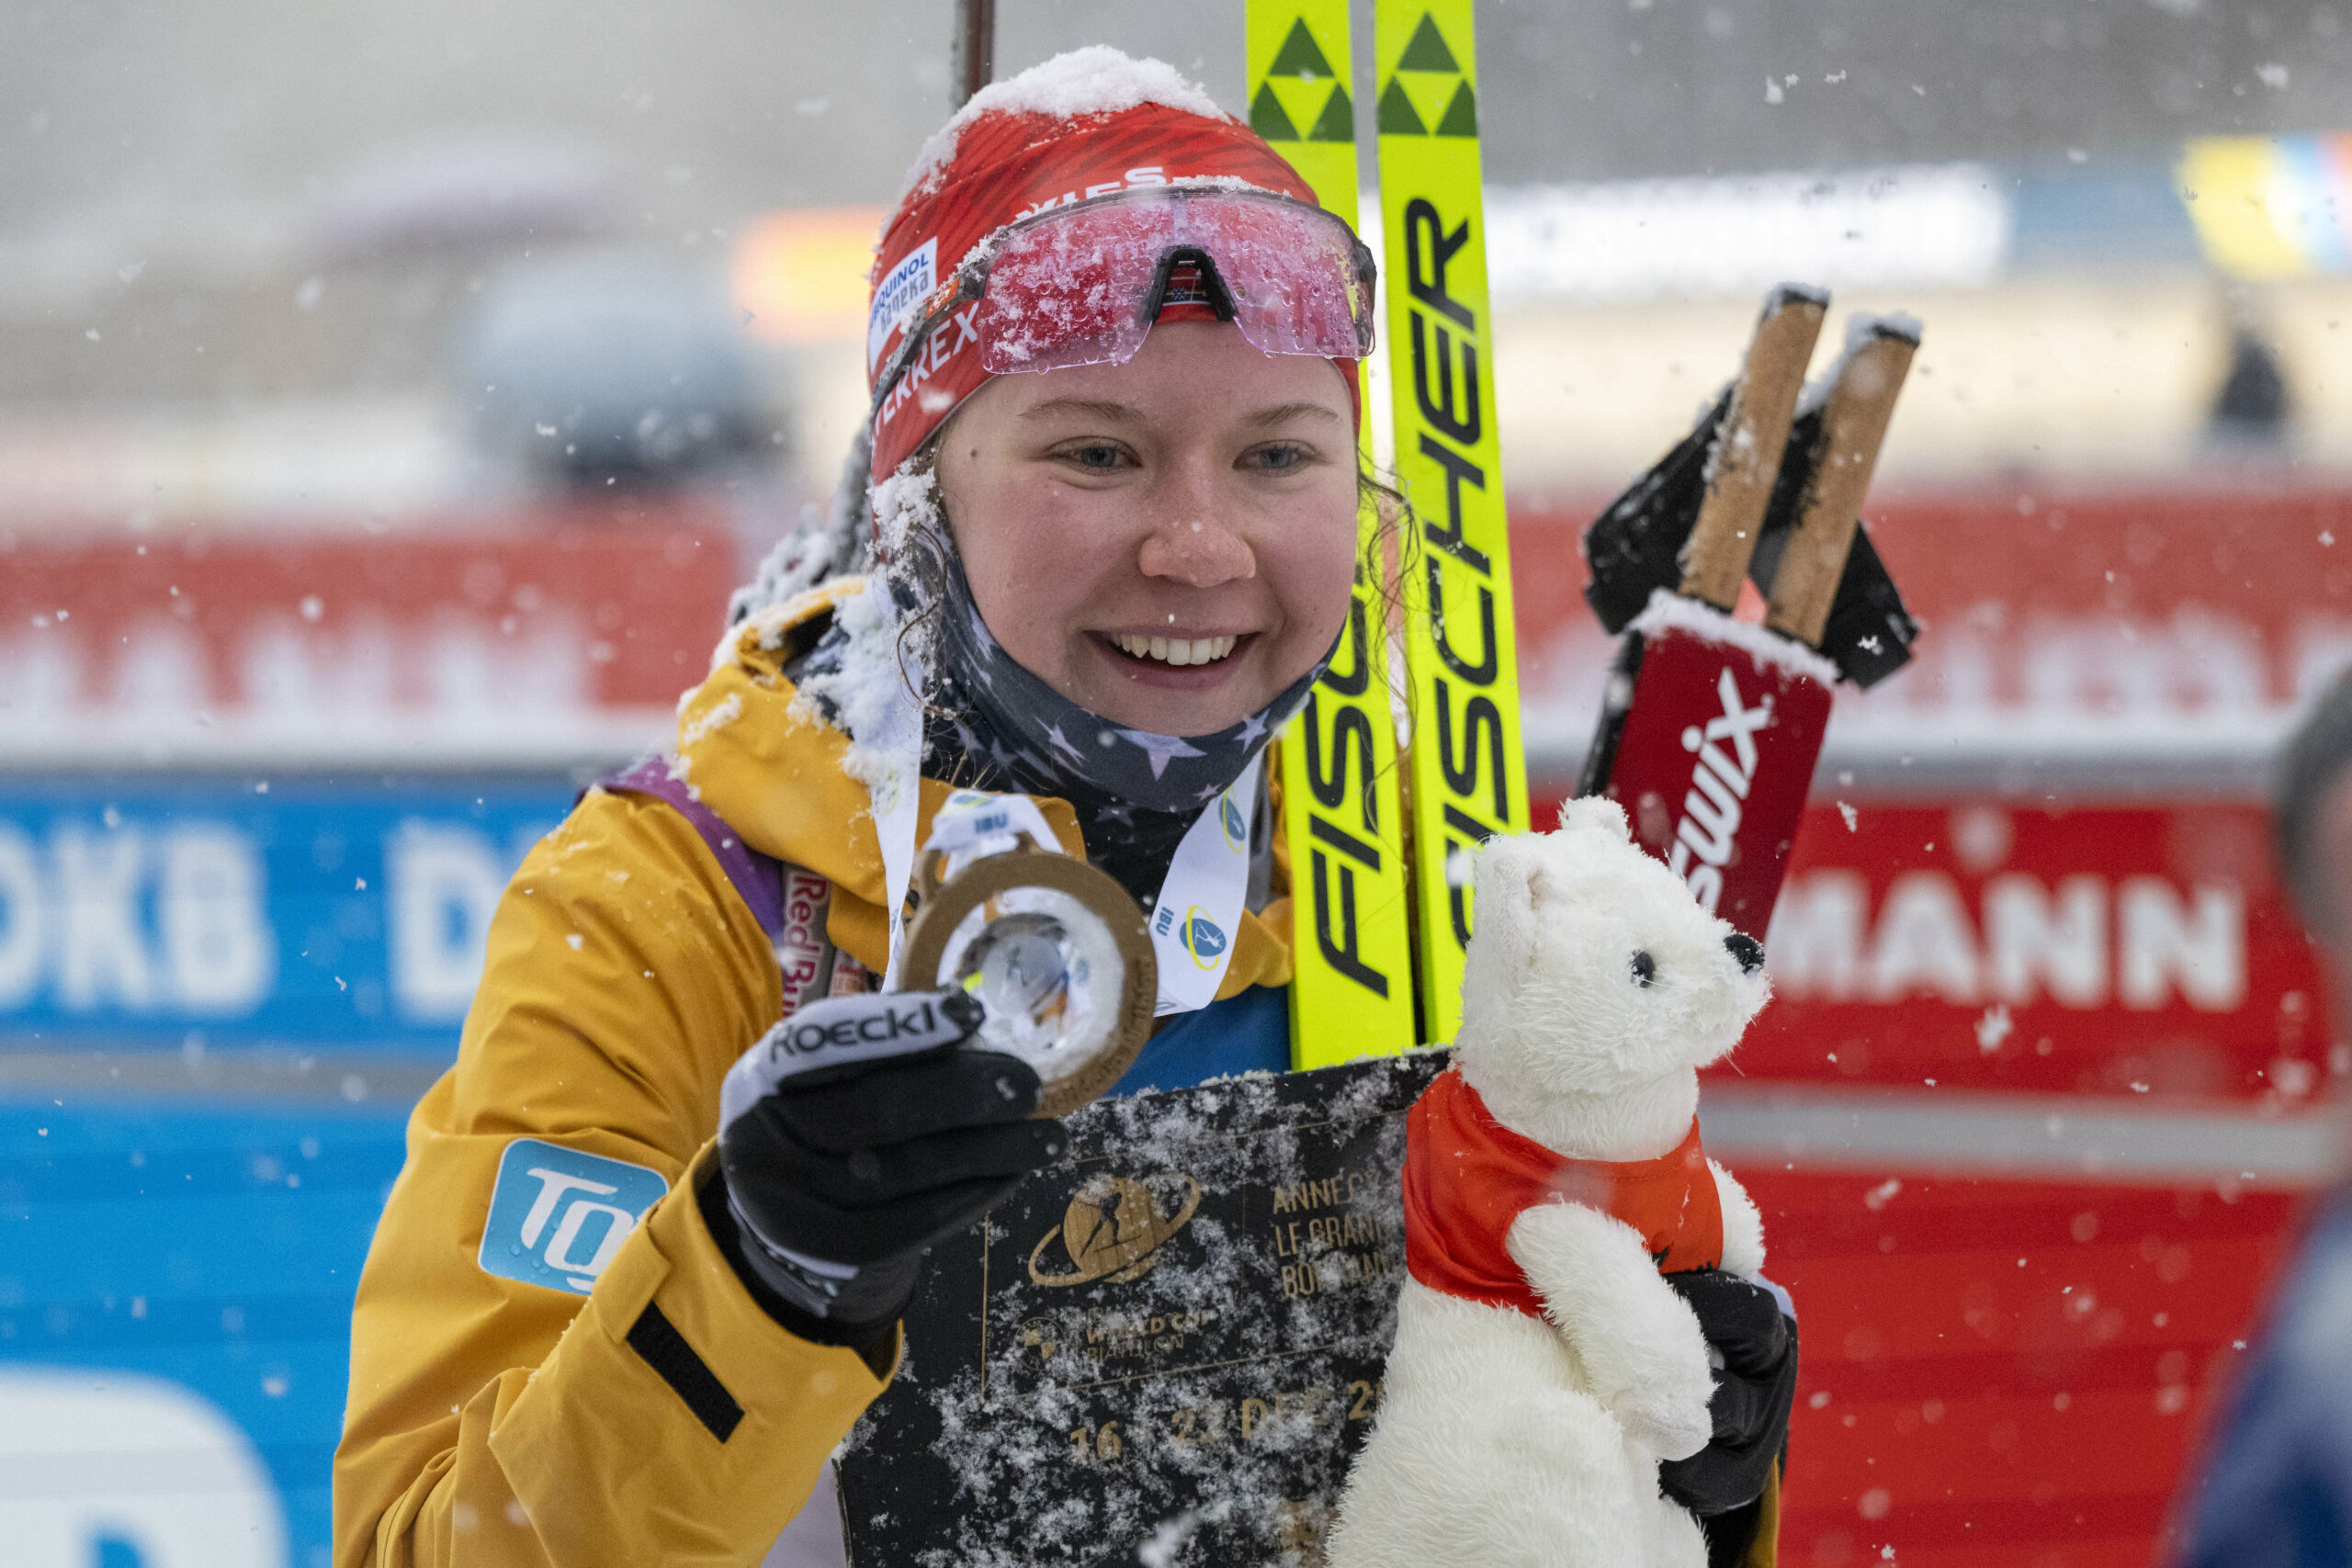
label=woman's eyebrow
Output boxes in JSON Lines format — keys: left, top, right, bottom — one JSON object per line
{"left": 1018, "top": 397, "right": 1145, "bottom": 425}
{"left": 1241, "top": 401, "right": 1346, "bottom": 429}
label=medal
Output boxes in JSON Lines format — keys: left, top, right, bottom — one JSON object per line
{"left": 900, "top": 794, "right": 1159, "bottom": 1116}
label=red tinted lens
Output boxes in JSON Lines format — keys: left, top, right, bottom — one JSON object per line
{"left": 1192, "top": 195, "right": 1374, "bottom": 361}
{"left": 971, "top": 191, "right": 1374, "bottom": 376}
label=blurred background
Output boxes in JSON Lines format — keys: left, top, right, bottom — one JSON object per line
{"left": 6, "top": 1, "right": 2351, "bottom": 1562}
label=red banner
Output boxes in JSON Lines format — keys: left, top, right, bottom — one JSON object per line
{"left": 1512, "top": 483, "right": 2352, "bottom": 759}
{"left": 1747, "top": 801, "right": 2331, "bottom": 1106}
{"left": 0, "top": 512, "right": 741, "bottom": 760}
{"left": 1758, "top": 1166, "right": 2302, "bottom": 1568}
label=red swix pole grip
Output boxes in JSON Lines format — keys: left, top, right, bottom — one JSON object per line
{"left": 1603, "top": 615, "right": 1836, "bottom": 937}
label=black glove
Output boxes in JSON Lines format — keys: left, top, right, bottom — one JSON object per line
{"left": 1658, "top": 1269, "right": 1799, "bottom": 1518}
{"left": 711, "top": 989, "right": 1065, "bottom": 1346}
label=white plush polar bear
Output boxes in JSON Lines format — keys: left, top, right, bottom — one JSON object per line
{"left": 1328, "top": 797, "right": 1773, "bottom": 1568}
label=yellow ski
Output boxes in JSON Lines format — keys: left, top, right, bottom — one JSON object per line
{"left": 1374, "top": 0, "right": 1526, "bottom": 1044}
{"left": 1248, "top": 0, "right": 1419, "bottom": 1069}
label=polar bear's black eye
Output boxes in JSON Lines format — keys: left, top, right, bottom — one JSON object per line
{"left": 1629, "top": 950, "right": 1656, "bottom": 987}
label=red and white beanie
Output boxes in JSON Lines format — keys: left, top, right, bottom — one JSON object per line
{"left": 865, "top": 47, "right": 1353, "bottom": 487}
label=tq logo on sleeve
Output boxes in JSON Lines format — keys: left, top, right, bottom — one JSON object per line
{"left": 478, "top": 1139, "right": 670, "bottom": 1294}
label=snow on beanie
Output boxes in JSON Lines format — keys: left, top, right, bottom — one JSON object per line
{"left": 865, "top": 46, "right": 1358, "bottom": 487}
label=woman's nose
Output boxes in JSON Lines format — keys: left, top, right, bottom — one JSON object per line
{"left": 1136, "top": 482, "right": 1256, "bottom": 588}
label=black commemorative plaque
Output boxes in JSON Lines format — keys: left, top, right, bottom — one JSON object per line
{"left": 837, "top": 1050, "right": 1451, "bottom": 1568}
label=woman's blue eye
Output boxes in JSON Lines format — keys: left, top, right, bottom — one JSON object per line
{"left": 1069, "top": 444, "right": 1123, "bottom": 469}
{"left": 1254, "top": 444, "right": 1306, "bottom": 471}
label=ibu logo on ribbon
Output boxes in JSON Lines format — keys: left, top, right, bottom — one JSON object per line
{"left": 1180, "top": 908, "right": 1228, "bottom": 968}
{"left": 1218, "top": 793, "right": 1249, "bottom": 851}
{"left": 478, "top": 1139, "right": 669, "bottom": 1294}
{"left": 1148, "top": 752, "right": 1263, "bottom": 1013}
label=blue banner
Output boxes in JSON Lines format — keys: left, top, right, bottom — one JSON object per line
{"left": 0, "top": 1097, "right": 413, "bottom": 1568}
{"left": 0, "top": 777, "right": 573, "bottom": 1055}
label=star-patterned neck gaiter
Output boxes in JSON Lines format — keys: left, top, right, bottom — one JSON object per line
{"left": 788, "top": 513, "right": 1331, "bottom": 909}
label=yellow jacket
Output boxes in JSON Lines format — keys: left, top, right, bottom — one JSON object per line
{"left": 332, "top": 581, "right": 1293, "bottom": 1567}
{"left": 334, "top": 577, "right": 1780, "bottom": 1566}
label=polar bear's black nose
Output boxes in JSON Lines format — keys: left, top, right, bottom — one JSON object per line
{"left": 1725, "top": 932, "right": 1765, "bottom": 974}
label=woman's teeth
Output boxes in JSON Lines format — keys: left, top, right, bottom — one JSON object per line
{"left": 1112, "top": 633, "right": 1238, "bottom": 668}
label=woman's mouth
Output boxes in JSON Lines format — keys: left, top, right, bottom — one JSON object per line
{"left": 1108, "top": 632, "right": 1239, "bottom": 668}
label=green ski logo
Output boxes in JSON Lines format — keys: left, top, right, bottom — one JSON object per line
{"left": 1250, "top": 18, "right": 1355, "bottom": 143}
{"left": 1376, "top": 13, "right": 1476, "bottom": 138}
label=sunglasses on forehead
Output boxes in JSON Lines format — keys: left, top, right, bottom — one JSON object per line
{"left": 871, "top": 185, "right": 1379, "bottom": 425}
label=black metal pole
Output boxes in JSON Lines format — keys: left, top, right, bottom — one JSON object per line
{"left": 952, "top": 0, "right": 996, "bottom": 109}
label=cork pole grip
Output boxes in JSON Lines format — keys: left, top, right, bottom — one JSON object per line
{"left": 1677, "top": 284, "right": 1829, "bottom": 610}
{"left": 1763, "top": 322, "right": 1919, "bottom": 649}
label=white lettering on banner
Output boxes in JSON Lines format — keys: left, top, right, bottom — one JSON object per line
{"left": 2120, "top": 878, "right": 2246, "bottom": 1011}
{"left": 2018, "top": 609, "right": 2266, "bottom": 716}
{"left": 1984, "top": 874, "right": 2108, "bottom": 1007}
{"left": 1768, "top": 870, "right": 2248, "bottom": 1013}
{"left": 1523, "top": 610, "right": 2352, "bottom": 759}
{"left": 158, "top": 826, "right": 277, "bottom": 1011}
{"left": 111, "top": 617, "right": 209, "bottom": 713}
{"left": 242, "top": 613, "right": 397, "bottom": 714}
{"left": 424, "top": 616, "right": 587, "bottom": 716}
{"left": 1764, "top": 871, "right": 1867, "bottom": 1000}
{"left": 6, "top": 614, "right": 594, "bottom": 748}
{"left": 1866, "top": 872, "right": 1982, "bottom": 1004}
{"left": 0, "top": 1367, "right": 288, "bottom": 1565}
{"left": 57, "top": 826, "right": 153, "bottom": 1010}
{"left": 387, "top": 823, "right": 506, "bottom": 1021}
{"left": 0, "top": 630, "right": 81, "bottom": 718}
{"left": 0, "top": 821, "right": 275, "bottom": 1015}
{"left": 0, "top": 825, "right": 41, "bottom": 1007}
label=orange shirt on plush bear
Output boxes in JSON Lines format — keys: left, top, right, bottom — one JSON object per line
{"left": 1404, "top": 1066, "right": 1724, "bottom": 1324}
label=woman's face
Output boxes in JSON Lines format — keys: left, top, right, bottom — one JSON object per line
{"left": 933, "top": 320, "right": 1360, "bottom": 737}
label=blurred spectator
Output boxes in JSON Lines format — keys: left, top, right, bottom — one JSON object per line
{"left": 2175, "top": 668, "right": 2352, "bottom": 1565}
{"left": 2207, "top": 292, "right": 2292, "bottom": 453}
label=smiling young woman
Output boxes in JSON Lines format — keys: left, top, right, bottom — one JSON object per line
{"left": 332, "top": 50, "right": 1381, "bottom": 1568}
{"left": 329, "top": 46, "right": 1783, "bottom": 1568}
